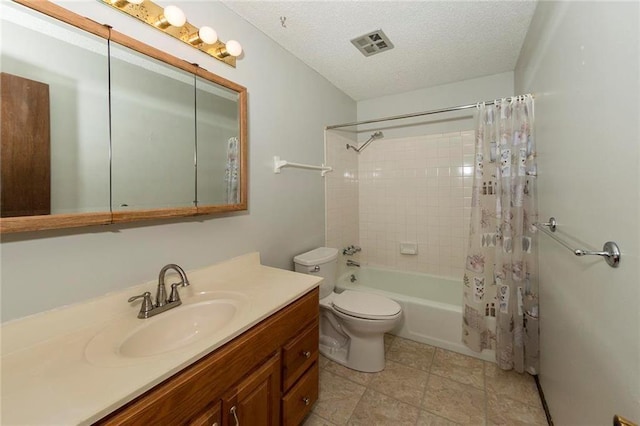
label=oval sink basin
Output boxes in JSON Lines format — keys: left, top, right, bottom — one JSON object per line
{"left": 119, "top": 300, "right": 237, "bottom": 358}
{"left": 85, "top": 292, "right": 248, "bottom": 366}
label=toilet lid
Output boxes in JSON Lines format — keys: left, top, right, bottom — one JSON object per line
{"left": 332, "top": 290, "right": 401, "bottom": 320}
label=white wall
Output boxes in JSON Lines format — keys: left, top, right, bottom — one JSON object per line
{"left": 0, "top": 0, "right": 355, "bottom": 321}
{"left": 324, "top": 130, "right": 361, "bottom": 277}
{"left": 515, "top": 2, "right": 640, "bottom": 424}
{"left": 356, "top": 72, "right": 514, "bottom": 140}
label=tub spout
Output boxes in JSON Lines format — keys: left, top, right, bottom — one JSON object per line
{"left": 347, "top": 260, "right": 360, "bottom": 267}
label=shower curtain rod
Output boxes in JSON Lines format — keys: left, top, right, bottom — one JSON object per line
{"left": 325, "top": 94, "right": 533, "bottom": 130}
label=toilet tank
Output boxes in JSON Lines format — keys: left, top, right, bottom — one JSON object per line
{"left": 294, "top": 247, "right": 338, "bottom": 299}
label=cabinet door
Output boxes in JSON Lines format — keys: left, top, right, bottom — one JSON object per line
{"left": 223, "top": 353, "right": 281, "bottom": 426}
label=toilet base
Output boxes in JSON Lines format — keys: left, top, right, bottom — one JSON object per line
{"left": 319, "top": 343, "right": 348, "bottom": 367}
{"left": 319, "top": 333, "right": 386, "bottom": 373}
{"left": 318, "top": 292, "right": 401, "bottom": 373}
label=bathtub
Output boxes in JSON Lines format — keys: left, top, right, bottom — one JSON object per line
{"left": 336, "top": 266, "right": 495, "bottom": 362}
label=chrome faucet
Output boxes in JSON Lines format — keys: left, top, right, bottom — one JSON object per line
{"left": 346, "top": 260, "right": 360, "bottom": 267}
{"left": 343, "top": 245, "right": 362, "bottom": 256}
{"left": 158, "top": 263, "right": 190, "bottom": 305}
{"left": 128, "top": 264, "right": 191, "bottom": 319}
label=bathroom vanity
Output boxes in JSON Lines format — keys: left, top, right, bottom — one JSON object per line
{"left": 97, "top": 288, "right": 319, "bottom": 425}
{"left": 1, "top": 253, "right": 321, "bottom": 425}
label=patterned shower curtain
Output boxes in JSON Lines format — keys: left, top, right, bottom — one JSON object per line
{"left": 224, "top": 136, "right": 239, "bottom": 204}
{"left": 462, "top": 95, "right": 539, "bottom": 374}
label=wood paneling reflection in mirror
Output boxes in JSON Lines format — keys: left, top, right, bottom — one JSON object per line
{"left": 1, "top": 73, "right": 51, "bottom": 217}
{"left": 0, "top": 0, "right": 247, "bottom": 233}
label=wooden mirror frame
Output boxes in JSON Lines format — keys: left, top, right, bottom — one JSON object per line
{"left": 1, "top": 0, "right": 247, "bottom": 234}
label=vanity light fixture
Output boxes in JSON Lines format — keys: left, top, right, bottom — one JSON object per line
{"left": 154, "top": 5, "right": 186, "bottom": 29}
{"left": 101, "top": 0, "right": 242, "bottom": 67}
{"left": 111, "top": 0, "right": 143, "bottom": 8}
{"left": 212, "top": 39, "right": 242, "bottom": 58}
{"left": 188, "top": 26, "right": 217, "bottom": 46}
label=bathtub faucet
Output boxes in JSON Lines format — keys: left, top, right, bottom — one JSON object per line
{"left": 346, "top": 260, "right": 360, "bottom": 267}
{"left": 343, "top": 245, "right": 362, "bottom": 256}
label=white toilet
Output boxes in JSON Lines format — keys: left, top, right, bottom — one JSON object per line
{"left": 294, "top": 247, "right": 402, "bottom": 373}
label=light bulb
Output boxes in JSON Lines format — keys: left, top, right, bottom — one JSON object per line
{"left": 164, "top": 5, "right": 186, "bottom": 26}
{"left": 156, "top": 5, "right": 186, "bottom": 28}
{"left": 128, "top": 0, "right": 144, "bottom": 4}
{"left": 225, "top": 40, "right": 242, "bottom": 57}
{"left": 198, "top": 26, "right": 218, "bottom": 44}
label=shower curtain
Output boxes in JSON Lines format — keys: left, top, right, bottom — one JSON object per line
{"left": 462, "top": 95, "right": 539, "bottom": 374}
{"left": 224, "top": 136, "right": 239, "bottom": 204}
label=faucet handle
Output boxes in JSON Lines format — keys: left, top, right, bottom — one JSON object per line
{"left": 168, "top": 282, "right": 183, "bottom": 303}
{"left": 128, "top": 292, "right": 154, "bottom": 319}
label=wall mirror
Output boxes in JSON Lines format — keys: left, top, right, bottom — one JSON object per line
{"left": 0, "top": 0, "right": 247, "bottom": 233}
{"left": 109, "top": 41, "right": 197, "bottom": 213}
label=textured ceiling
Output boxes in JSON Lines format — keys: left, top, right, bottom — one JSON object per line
{"left": 221, "top": 1, "right": 538, "bottom": 101}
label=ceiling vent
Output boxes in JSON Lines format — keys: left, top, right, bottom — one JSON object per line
{"left": 350, "top": 29, "right": 394, "bottom": 57}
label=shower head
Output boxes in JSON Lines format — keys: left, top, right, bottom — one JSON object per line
{"left": 346, "top": 131, "right": 384, "bottom": 153}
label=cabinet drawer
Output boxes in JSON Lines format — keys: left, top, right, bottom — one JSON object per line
{"left": 282, "top": 321, "right": 318, "bottom": 391}
{"left": 281, "top": 362, "right": 319, "bottom": 426}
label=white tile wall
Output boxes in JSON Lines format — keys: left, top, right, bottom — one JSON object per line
{"left": 326, "top": 130, "right": 475, "bottom": 280}
{"left": 325, "top": 132, "right": 359, "bottom": 256}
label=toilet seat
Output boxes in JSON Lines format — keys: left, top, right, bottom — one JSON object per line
{"left": 331, "top": 290, "right": 401, "bottom": 320}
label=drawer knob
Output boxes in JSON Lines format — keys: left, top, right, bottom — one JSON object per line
{"left": 302, "top": 397, "right": 310, "bottom": 406}
{"left": 301, "top": 350, "right": 311, "bottom": 359}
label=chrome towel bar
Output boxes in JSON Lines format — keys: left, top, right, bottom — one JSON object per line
{"left": 533, "top": 217, "right": 621, "bottom": 268}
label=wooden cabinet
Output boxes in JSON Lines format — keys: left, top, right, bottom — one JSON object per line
{"left": 189, "top": 401, "right": 221, "bottom": 426}
{"left": 95, "top": 288, "right": 318, "bottom": 426}
{"left": 282, "top": 322, "right": 318, "bottom": 391}
{"left": 222, "top": 353, "right": 280, "bottom": 426}
{"left": 282, "top": 363, "right": 319, "bottom": 426}
{"left": 280, "top": 321, "right": 319, "bottom": 425}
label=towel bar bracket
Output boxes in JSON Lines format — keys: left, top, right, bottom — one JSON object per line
{"left": 541, "top": 217, "right": 557, "bottom": 232}
{"left": 574, "top": 241, "right": 620, "bottom": 267}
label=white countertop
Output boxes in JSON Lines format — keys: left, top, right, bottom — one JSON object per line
{"left": 0, "top": 253, "right": 322, "bottom": 425}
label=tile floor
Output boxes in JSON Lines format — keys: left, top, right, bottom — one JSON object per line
{"left": 303, "top": 335, "right": 548, "bottom": 426}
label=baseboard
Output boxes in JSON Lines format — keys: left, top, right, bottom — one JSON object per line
{"left": 534, "top": 374, "right": 553, "bottom": 425}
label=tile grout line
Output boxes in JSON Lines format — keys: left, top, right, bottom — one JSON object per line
{"left": 414, "top": 346, "right": 438, "bottom": 425}
{"left": 483, "top": 361, "right": 488, "bottom": 426}
{"left": 420, "top": 347, "right": 479, "bottom": 425}
{"left": 344, "top": 380, "right": 366, "bottom": 425}
{"left": 313, "top": 363, "right": 357, "bottom": 426}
